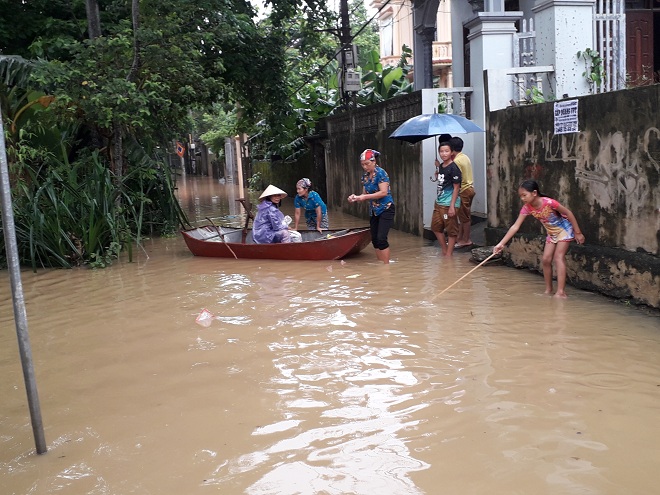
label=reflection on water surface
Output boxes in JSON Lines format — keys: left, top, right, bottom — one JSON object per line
{"left": 1, "top": 176, "right": 659, "bottom": 495}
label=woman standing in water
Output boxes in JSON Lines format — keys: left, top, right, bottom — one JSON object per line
{"left": 494, "top": 180, "right": 585, "bottom": 298}
{"left": 348, "top": 149, "right": 395, "bottom": 264}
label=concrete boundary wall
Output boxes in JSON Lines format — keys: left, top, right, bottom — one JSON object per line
{"left": 484, "top": 85, "right": 659, "bottom": 308}
{"left": 318, "top": 86, "right": 658, "bottom": 307}
{"left": 323, "top": 93, "right": 426, "bottom": 236}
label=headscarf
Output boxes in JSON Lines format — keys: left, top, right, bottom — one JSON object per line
{"left": 360, "top": 149, "right": 380, "bottom": 161}
{"left": 296, "top": 178, "right": 312, "bottom": 190}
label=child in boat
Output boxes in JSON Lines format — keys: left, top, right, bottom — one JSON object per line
{"left": 253, "top": 185, "right": 292, "bottom": 244}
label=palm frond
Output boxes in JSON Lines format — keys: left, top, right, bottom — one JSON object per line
{"left": 0, "top": 55, "right": 34, "bottom": 88}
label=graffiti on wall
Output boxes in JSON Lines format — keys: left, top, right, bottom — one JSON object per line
{"left": 491, "top": 85, "right": 659, "bottom": 256}
{"left": 518, "top": 126, "right": 659, "bottom": 212}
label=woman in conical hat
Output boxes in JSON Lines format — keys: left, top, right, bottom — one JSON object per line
{"left": 258, "top": 184, "right": 287, "bottom": 200}
{"left": 253, "top": 185, "right": 292, "bottom": 244}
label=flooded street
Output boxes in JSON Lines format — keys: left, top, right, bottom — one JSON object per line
{"left": 1, "top": 176, "right": 659, "bottom": 495}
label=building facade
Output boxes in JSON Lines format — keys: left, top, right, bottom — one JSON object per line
{"left": 372, "top": 0, "right": 454, "bottom": 87}
{"left": 371, "top": 0, "right": 657, "bottom": 222}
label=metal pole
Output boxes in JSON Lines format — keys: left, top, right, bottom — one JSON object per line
{"left": 0, "top": 110, "right": 47, "bottom": 454}
{"left": 339, "top": 0, "right": 352, "bottom": 106}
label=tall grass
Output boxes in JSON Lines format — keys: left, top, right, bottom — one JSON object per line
{"left": 3, "top": 147, "right": 188, "bottom": 269}
{"left": 1, "top": 55, "right": 188, "bottom": 268}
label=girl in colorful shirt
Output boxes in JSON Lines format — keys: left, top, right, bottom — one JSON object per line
{"left": 494, "top": 180, "right": 585, "bottom": 298}
{"left": 293, "top": 178, "right": 329, "bottom": 232}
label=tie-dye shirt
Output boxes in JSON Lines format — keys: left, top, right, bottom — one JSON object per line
{"left": 520, "top": 197, "right": 575, "bottom": 243}
{"left": 362, "top": 166, "right": 393, "bottom": 216}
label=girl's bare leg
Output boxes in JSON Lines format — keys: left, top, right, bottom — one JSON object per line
{"left": 541, "top": 242, "right": 557, "bottom": 295}
{"left": 552, "top": 242, "right": 571, "bottom": 298}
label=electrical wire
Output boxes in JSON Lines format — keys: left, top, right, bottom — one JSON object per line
{"left": 288, "top": 0, "right": 393, "bottom": 97}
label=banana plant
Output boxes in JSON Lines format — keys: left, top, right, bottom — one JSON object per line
{"left": 357, "top": 45, "right": 413, "bottom": 105}
{"left": 0, "top": 56, "right": 73, "bottom": 169}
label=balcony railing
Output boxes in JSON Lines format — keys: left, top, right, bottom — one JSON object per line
{"left": 505, "top": 66, "right": 554, "bottom": 105}
{"left": 432, "top": 41, "right": 452, "bottom": 63}
{"left": 380, "top": 41, "right": 452, "bottom": 71}
{"left": 424, "top": 87, "right": 473, "bottom": 117}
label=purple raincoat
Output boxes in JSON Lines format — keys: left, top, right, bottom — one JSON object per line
{"left": 252, "top": 200, "right": 291, "bottom": 244}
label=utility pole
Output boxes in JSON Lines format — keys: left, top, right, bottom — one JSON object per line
{"left": 339, "top": 0, "right": 351, "bottom": 53}
{"left": 338, "top": 0, "right": 359, "bottom": 107}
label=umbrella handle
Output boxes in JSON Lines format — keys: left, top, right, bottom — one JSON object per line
{"left": 431, "top": 136, "right": 438, "bottom": 182}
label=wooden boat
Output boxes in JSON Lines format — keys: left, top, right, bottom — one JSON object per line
{"left": 181, "top": 225, "right": 372, "bottom": 260}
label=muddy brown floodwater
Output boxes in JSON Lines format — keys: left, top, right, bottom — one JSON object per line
{"left": 1, "top": 176, "right": 659, "bottom": 495}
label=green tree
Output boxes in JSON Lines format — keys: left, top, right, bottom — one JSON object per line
{"left": 199, "top": 2, "right": 383, "bottom": 161}
{"left": 1, "top": 0, "right": 337, "bottom": 267}
{"left": 358, "top": 45, "right": 413, "bottom": 104}
{"left": 0, "top": 0, "right": 398, "bottom": 267}
{"left": 349, "top": 0, "right": 380, "bottom": 68}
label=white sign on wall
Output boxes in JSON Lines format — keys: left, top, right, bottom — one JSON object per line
{"left": 554, "top": 100, "right": 579, "bottom": 134}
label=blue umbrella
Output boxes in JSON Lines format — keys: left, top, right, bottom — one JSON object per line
{"left": 389, "top": 113, "right": 484, "bottom": 143}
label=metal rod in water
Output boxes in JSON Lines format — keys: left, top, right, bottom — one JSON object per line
{"left": 0, "top": 110, "right": 47, "bottom": 454}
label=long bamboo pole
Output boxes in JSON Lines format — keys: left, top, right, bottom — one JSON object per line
{"left": 431, "top": 252, "right": 498, "bottom": 300}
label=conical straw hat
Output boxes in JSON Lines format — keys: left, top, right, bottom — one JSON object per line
{"left": 259, "top": 184, "right": 288, "bottom": 200}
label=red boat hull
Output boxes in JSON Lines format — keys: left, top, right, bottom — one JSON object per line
{"left": 181, "top": 226, "right": 372, "bottom": 260}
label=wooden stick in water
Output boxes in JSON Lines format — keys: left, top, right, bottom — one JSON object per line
{"left": 431, "top": 251, "right": 498, "bottom": 300}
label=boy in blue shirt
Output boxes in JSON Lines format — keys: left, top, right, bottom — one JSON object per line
{"left": 431, "top": 142, "right": 462, "bottom": 256}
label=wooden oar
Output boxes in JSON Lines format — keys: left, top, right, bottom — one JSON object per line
{"left": 206, "top": 217, "right": 238, "bottom": 259}
{"left": 431, "top": 251, "right": 498, "bottom": 300}
{"left": 315, "top": 229, "right": 350, "bottom": 240}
